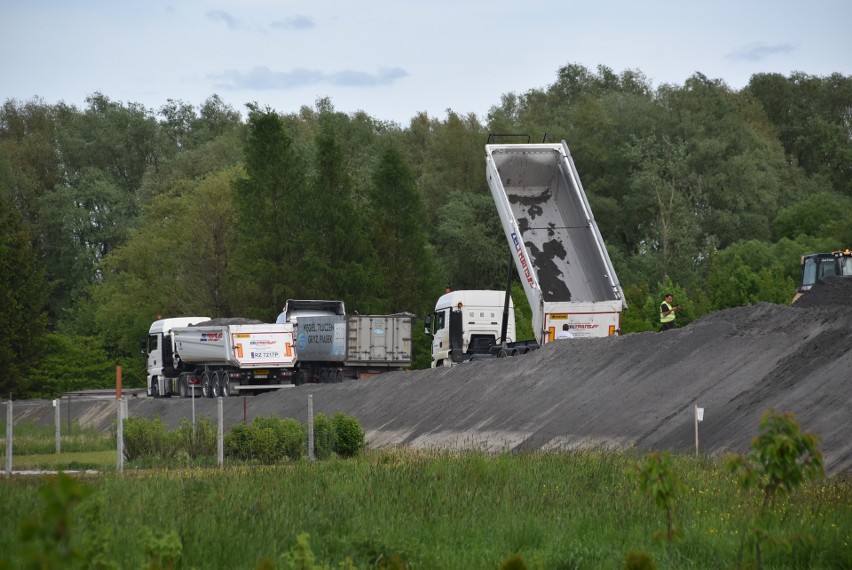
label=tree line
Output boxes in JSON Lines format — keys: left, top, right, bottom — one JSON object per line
{"left": 2, "top": 64, "right": 850, "bottom": 397}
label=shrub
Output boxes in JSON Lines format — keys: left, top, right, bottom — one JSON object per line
{"left": 624, "top": 550, "right": 656, "bottom": 570}
{"left": 726, "top": 409, "right": 824, "bottom": 569}
{"left": 175, "top": 416, "right": 217, "bottom": 459}
{"left": 224, "top": 423, "right": 254, "bottom": 461}
{"left": 332, "top": 412, "right": 365, "bottom": 458}
{"left": 636, "top": 451, "right": 684, "bottom": 545}
{"left": 499, "top": 554, "right": 528, "bottom": 570}
{"left": 252, "top": 416, "right": 305, "bottom": 462}
{"left": 122, "top": 417, "right": 173, "bottom": 461}
{"left": 312, "top": 413, "right": 336, "bottom": 460}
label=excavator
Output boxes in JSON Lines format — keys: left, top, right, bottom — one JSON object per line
{"left": 792, "top": 249, "right": 852, "bottom": 303}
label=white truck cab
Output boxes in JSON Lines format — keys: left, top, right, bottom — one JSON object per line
{"left": 426, "top": 290, "right": 516, "bottom": 367}
{"left": 145, "top": 317, "right": 210, "bottom": 396}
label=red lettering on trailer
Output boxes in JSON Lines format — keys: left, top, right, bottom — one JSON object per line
{"left": 511, "top": 231, "right": 535, "bottom": 287}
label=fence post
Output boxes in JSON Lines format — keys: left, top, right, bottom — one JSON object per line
{"left": 217, "top": 397, "right": 224, "bottom": 467}
{"left": 116, "top": 397, "right": 124, "bottom": 473}
{"left": 307, "top": 394, "right": 314, "bottom": 462}
{"left": 5, "top": 400, "right": 12, "bottom": 477}
{"left": 54, "top": 399, "right": 61, "bottom": 454}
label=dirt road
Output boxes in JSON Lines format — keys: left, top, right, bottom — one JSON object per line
{"left": 13, "top": 278, "right": 852, "bottom": 475}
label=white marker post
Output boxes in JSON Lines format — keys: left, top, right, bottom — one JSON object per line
{"left": 694, "top": 405, "right": 705, "bottom": 457}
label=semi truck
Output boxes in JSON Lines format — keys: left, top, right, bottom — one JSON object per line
{"left": 426, "top": 138, "right": 626, "bottom": 366}
{"left": 145, "top": 317, "right": 297, "bottom": 397}
{"left": 275, "top": 299, "right": 414, "bottom": 384}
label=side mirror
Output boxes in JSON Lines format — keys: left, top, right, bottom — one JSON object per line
{"left": 139, "top": 340, "right": 147, "bottom": 355}
{"left": 424, "top": 314, "right": 432, "bottom": 336}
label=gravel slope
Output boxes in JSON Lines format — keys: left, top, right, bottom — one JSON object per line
{"left": 13, "top": 278, "right": 852, "bottom": 474}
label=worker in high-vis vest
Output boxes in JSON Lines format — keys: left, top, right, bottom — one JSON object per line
{"left": 660, "top": 293, "right": 680, "bottom": 331}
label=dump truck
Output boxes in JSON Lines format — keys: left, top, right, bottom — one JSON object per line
{"left": 426, "top": 138, "right": 626, "bottom": 366}
{"left": 145, "top": 317, "right": 297, "bottom": 397}
{"left": 275, "top": 300, "right": 414, "bottom": 383}
{"left": 792, "top": 249, "right": 852, "bottom": 303}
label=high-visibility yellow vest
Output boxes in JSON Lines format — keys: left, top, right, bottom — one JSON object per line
{"left": 660, "top": 301, "right": 676, "bottom": 323}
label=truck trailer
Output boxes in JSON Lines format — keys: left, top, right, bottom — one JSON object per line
{"left": 485, "top": 139, "right": 626, "bottom": 345}
{"left": 276, "top": 299, "right": 414, "bottom": 383}
{"left": 426, "top": 138, "right": 626, "bottom": 367}
{"left": 145, "top": 317, "right": 297, "bottom": 397}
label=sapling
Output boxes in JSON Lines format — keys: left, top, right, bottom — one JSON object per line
{"left": 726, "top": 409, "right": 824, "bottom": 569}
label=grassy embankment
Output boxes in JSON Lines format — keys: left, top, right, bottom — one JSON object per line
{"left": 1, "top": 446, "right": 849, "bottom": 569}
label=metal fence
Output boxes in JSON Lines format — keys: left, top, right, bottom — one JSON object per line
{"left": 3, "top": 394, "right": 318, "bottom": 476}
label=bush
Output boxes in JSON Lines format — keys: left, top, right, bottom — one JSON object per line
{"left": 122, "top": 417, "right": 175, "bottom": 461}
{"left": 312, "top": 413, "right": 335, "bottom": 460}
{"left": 175, "top": 416, "right": 217, "bottom": 459}
{"left": 224, "top": 423, "right": 254, "bottom": 461}
{"left": 332, "top": 412, "right": 365, "bottom": 458}
{"left": 224, "top": 416, "right": 306, "bottom": 464}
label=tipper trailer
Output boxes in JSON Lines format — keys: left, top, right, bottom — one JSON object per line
{"left": 276, "top": 300, "right": 414, "bottom": 384}
{"left": 426, "top": 138, "right": 626, "bottom": 366}
{"left": 485, "top": 139, "right": 626, "bottom": 345}
{"left": 145, "top": 318, "right": 297, "bottom": 397}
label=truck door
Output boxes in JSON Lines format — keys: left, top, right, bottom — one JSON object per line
{"left": 449, "top": 309, "right": 465, "bottom": 362}
{"left": 147, "top": 333, "right": 163, "bottom": 384}
{"left": 430, "top": 309, "right": 449, "bottom": 366}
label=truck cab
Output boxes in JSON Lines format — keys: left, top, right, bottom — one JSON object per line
{"left": 145, "top": 317, "right": 210, "bottom": 396}
{"left": 425, "top": 290, "right": 516, "bottom": 367}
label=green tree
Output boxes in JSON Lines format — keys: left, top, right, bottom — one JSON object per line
{"left": 73, "top": 166, "right": 242, "bottom": 384}
{"left": 433, "top": 191, "right": 507, "bottom": 290}
{"left": 0, "top": 189, "right": 48, "bottom": 397}
{"left": 747, "top": 72, "right": 852, "bottom": 197}
{"left": 369, "top": 143, "right": 439, "bottom": 313}
{"left": 232, "top": 106, "right": 309, "bottom": 317}
{"left": 302, "top": 111, "right": 384, "bottom": 311}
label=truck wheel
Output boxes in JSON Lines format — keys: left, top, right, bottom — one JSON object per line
{"left": 334, "top": 370, "right": 344, "bottom": 383}
{"left": 211, "top": 371, "right": 221, "bottom": 398}
{"left": 319, "top": 370, "right": 329, "bottom": 384}
{"left": 221, "top": 374, "right": 231, "bottom": 397}
{"left": 497, "top": 348, "right": 509, "bottom": 358}
{"left": 179, "top": 378, "right": 188, "bottom": 398}
{"left": 201, "top": 372, "right": 212, "bottom": 398}
{"left": 294, "top": 370, "right": 307, "bottom": 386}
{"left": 510, "top": 348, "right": 520, "bottom": 357}
{"left": 151, "top": 379, "right": 159, "bottom": 398}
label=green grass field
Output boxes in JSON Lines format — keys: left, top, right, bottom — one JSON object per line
{"left": 0, "top": 449, "right": 849, "bottom": 569}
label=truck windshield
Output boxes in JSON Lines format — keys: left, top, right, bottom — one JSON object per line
{"left": 802, "top": 258, "right": 818, "bottom": 287}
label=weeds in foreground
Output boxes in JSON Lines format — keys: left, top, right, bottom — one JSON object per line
{"left": 726, "top": 409, "right": 824, "bottom": 569}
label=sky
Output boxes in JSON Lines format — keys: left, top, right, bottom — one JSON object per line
{"left": 2, "top": 0, "right": 851, "bottom": 125}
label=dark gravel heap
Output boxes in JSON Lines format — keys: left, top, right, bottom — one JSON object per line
{"left": 793, "top": 276, "right": 852, "bottom": 308}
{"left": 17, "top": 278, "right": 852, "bottom": 474}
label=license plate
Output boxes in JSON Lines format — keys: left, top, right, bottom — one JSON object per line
{"left": 254, "top": 369, "right": 269, "bottom": 374}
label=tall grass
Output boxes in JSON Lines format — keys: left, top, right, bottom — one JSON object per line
{"left": 0, "top": 419, "right": 115, "bottom": 455}
{"left": 0, "top": 450, "right": 848, "bottom": 569}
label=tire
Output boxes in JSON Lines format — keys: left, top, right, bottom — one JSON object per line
{"left": 221, "top": 373, "right": 231, "bottom": 397}
{"left": 497, "top": 348, "right": 509, "bottom": 358}
{"left": 510, "top": 348, "right": 520, "bottom": 357}
{"left": 179, "top": 377, "right": 188, "bottom": 398}
{"left": 151, "top": 378, "right": 159, "bottom": 398}
{"left": 319, "top": 369, "right": 329, "bottom": 384}
{"left": 294, "top": 369, "right": 308, "bottom": 386}
{"left": 201, "top": 372, "right": 212, "bottom": 398}
{"left": 211, "top": 371, "right": 222, "bottom": 398}
{"left": 334, "top": 370, "right": 344, "bottom": 383}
